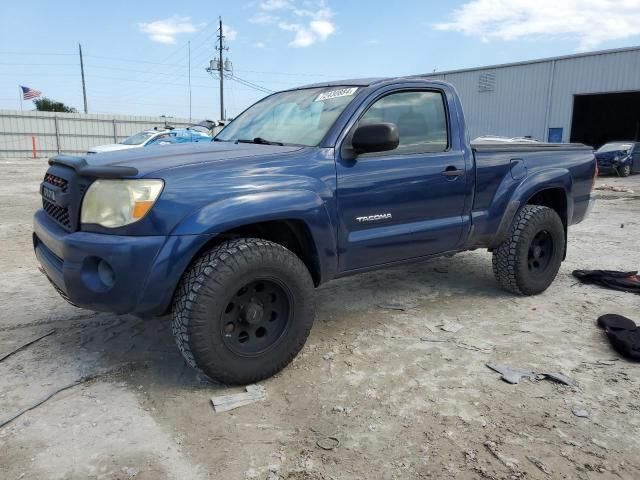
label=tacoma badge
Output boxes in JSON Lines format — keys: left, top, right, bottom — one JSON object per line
{"left": 356, "top": 213, "right": 392, "bottom": 223}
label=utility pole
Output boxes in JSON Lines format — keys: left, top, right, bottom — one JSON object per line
{"left": 206, "top": 17, "right": 231, "bottom": 122}
{"left": 188, "top": 40, "right": 192, "bottom": 122}
{"left": 79, "top": 43, "right": 88, "bottom": 114}
{"left": 217, "top": 18, "right": 226, "bottom": 121}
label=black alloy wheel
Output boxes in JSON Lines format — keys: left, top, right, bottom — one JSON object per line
{"left": 527, "top": 230, "right": 553, "bottom": 274}
{"left": 221, "top": 279, "right": 292, "bottom": 356}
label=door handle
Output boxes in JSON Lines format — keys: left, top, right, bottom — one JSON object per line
{"left": 441, "top": 166, "right": 465, "bottom": 178}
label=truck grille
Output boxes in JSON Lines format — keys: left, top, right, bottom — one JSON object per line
{"left": 42, "top": 199, "right": 72, "bottom": 230}
{"left": 44, "top": 173, "right": 69, "bottom": 192}
{"left": 40, "top": 166, "right": 91, "bottom": 232}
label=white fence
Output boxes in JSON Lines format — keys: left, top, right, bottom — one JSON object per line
{"left": 0, "top": 110, "right": 195, "bottom": 158}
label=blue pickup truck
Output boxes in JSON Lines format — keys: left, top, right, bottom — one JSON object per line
{"left": 34, "top": 77, "right": 597, "bottom": 384}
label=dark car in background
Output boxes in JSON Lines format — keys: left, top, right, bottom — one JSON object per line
{"left": 595, "top": 141, "right": 640, "bottom": 176}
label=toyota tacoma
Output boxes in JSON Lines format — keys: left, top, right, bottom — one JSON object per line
{"left": 34, "top": 77, "right": 597, "bottom": 384}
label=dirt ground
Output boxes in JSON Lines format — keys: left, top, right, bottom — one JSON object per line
{"left": 1, "top": 157, "right": 639, "bottom": 480}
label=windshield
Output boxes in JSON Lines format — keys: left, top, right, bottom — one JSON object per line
{"left": 597, "top": 142, "right": 632, "bottom": 153}
{"left": 215, "top": 86, "right": 360, "bottom": 146}
{"left": 120, "top": 132, "right": 156, "bottom": 145}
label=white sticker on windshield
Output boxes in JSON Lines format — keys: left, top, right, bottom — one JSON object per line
{"left": 314, "top": 87, "right": 358, "bottom": 102}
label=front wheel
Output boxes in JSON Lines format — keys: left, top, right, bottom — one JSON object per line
{"left": 492, "top": 205, "right": 565, "bottom": 295}
{"left": 171, "top": 238, "right": 315, "bottom": 384}
{"left": 619, "top": 164, "right": 631, "bottom": 177}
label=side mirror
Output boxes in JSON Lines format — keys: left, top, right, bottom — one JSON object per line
{"left": 352, "top": 122, "right": 399, "bottom": 155}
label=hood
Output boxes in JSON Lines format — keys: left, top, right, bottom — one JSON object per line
{"left": 88, "top": 143, "right": 140, "bottom": 154}
{"left": 81, "top": 141, "right": 305, "bottom": 176}
{"left": 595, "top": 150, "right": 629, "bottom": 161}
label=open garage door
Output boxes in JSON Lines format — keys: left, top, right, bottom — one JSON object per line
{"left": 570, "top": 91, "right": 640, "bottom": 149}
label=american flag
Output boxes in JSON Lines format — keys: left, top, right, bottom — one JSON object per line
{"left": 20, "top": 85, "right": 42, "bottom": 100}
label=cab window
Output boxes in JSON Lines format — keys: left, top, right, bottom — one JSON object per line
{"left": 358, "top": 91, "right": 448, "bottom": 154}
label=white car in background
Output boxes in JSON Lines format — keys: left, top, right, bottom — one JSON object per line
{"left": 87, "top": 127, "right": 211, "bottom": 154}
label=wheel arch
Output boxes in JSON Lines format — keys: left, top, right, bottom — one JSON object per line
{"left": 186, "top": 218, "right": 323, "bottom": 287}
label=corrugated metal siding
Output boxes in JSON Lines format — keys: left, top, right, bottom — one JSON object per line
{"left": 435, "top": 61, "right": 552, "bottom": 141}
{"left": 422, "top": 47, "right": 640, "bottom": 143}
{"left": 548, "top": 49, "right": 640, "bottom": 141}
{"left": 0, "top": 110, "right": 193, "bottom": 158}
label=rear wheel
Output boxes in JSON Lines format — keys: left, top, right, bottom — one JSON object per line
{"left": 492, "top": 205, "right": 565, "bottom": 295}
{"left": 172, "top": 238, "right": 315, "bottom": 384}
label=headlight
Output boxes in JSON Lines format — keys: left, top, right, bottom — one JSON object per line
{"left": 81, "top": 179, "right": 164, "bottom": 228}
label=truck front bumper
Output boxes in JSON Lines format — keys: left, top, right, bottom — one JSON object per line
{"left": 33, "top": 209, "right": 211, "bottom": 315}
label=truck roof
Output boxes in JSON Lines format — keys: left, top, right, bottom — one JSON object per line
{"left": 292, "top": 76, "right": 450, "bottom": 91}
{"left": 295, "top": 77, "right": 389, "bottom": 89}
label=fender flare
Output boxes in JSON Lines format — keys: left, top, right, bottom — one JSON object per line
{"left": 489, "top": 168, "right": 573, "bottom": 248}
{"left": 170, "top": 189, "right": 338, "bottom": 280}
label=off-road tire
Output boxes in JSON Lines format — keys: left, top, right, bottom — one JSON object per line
{"left": 619, "top": 164, "right": 631, "bottom": 177}
{"left": 172, "top": 238, "right": 315, "bottom": 384}
{"left": 492, "top": 205, "right": 565, "bottom": 295}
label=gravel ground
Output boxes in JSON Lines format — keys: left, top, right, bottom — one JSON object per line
{"left": 1, "top": 157, "right": 639, "bottom": 480}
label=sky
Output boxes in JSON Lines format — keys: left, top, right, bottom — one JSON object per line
{"left": 2, "top": 0, "right": 640, "bottom": 121}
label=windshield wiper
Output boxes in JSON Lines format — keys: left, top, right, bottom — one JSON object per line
{"left": 235, "top": 137, "right": 284, "bottom": 146}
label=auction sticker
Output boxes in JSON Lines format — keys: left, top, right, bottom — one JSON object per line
{"left": 314, "top": 87, "right": 358, "bottom": 102}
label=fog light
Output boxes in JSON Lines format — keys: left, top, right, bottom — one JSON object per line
{"left": 98, "top": 259, "right": 115, "bottom": 288}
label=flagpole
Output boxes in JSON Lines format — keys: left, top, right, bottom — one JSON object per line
{"left": 19, "top": 86, "right": 23, "bottom": 112}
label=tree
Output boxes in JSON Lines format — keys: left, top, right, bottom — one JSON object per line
{"left": 33, "top": 97, "right": 77, "bottom": 113}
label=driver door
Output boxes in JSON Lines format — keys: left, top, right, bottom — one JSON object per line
{"left": 335, "top": 89, "right": 469, "bottom": 272}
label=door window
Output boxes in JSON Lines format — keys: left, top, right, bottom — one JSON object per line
{"left": 357, "top": 91, "right": 448, "bottom": 154}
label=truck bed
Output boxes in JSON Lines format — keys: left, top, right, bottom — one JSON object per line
{"left": 471, "top": 141, "right": 592, "bottom": 152}
{"left": 468, "top": 141, "right": 596, "bottom": 248}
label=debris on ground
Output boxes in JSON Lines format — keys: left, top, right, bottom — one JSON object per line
{"left": 539, "top": 371, "right": 577, "bottom": 387}
{"left": 597, "top": 313, "right": 640, "bottom": 360}
{"left": 456, "top": 340, "right": 493, "bottom": 354}
{"left": 316, "top": 436, "right": 340, "bottom": 451}
{"left": 486, "top": 363, "right": 537, "bottom": 384}
{"left": 420, "top": 336, "right": 448, "bottom": 343}
{"left": 0, "top": 329, "right": 56, "bottom": 363}
{"left": 377, "top": 302, "right": 417, "bottom": 311}
{"left": 486, "top": 362, "right": 576, "bottom": 386}
{"left": 573, "top": 270, "right": 640, "bottom": 294}
{"left": 439, "top": 322, "right": 464, "bottom": 333}
{"left": 572, "top": 408, "right": 590, "bottom": 418}
{"left": 211, "top": 384, "right": 266, "bottom": 413}
{"left": 594, "top": 183, "right": 635, "bottom": 193}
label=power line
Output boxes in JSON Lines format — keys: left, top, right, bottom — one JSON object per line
{"left": 226, "top": 74, "right": 274, "bottom": 94}
{"left": 0, "top": 51, "right": 74, "bottom": 56}
{"left": 0, "top": 62, "right": 77, "bottom": 66}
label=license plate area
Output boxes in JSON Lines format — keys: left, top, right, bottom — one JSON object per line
{"left": 41, "top": 185, "right": 57, "bottom": 203}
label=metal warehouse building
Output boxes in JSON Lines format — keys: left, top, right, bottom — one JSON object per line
{"left": 420, "top": 46, "right": 640, "bottom": 148}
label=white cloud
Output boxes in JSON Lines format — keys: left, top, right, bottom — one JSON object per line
{"left": 223, "top": 23, "right": 238, "bottom": 41}
{"left": 249, "top": 13, "right": 279, "bottom": 24}
{"left": 253, "top": 41, "right": 266, "bottom": 48}
{"left": 310, "top": 20, "right": 334, "bottom": 41}
{"left": 434, "top": 0, "right": 640, "bottom": 51}
{"left": 250, "top": 0, "right": 335, "bottom": 47}
{"left": 260, "top": 0, "right": 292, "bottom": 10}
{"left": 281, "top": 1, "right": 335, "bottom": 47}
{"left": 279, "top": 22, "right": 315, "bottom": 47}
{"left": 138, "top": 16, "right": 205, "bottom": 44}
